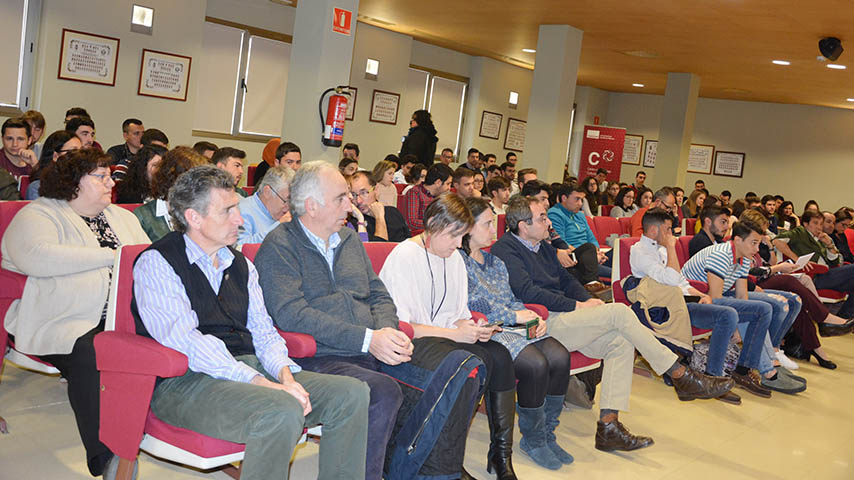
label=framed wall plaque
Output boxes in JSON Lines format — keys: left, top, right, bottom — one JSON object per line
{"left": 504, "top": 117, "right": 527, "bottom": 152}
{"left": 137, "top": 49, "right": 192, "bottom": 101}
{"left": 57, "top": 29, "right": 120, "bottom": 86}
{"left": 622, "top": 134, "right": 643, "bottom": 165}
{"left": 713, "top": 151, "right": 745, "bottom": 177}
{"left": 687, "top": 144, "right": 715, "bottom": 174}
{"left": 643, "top": 139, "right": 658, "bottom": 168}
{"left": 345, "top": 87, "right": 357, "bottom": 121}
{"left": 369, "top": 89, "right": 400, "bottom": 124}
{"left": 479, "top": 110, "right": 502, "bottom": 139}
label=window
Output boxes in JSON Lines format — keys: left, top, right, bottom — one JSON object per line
{"left": 192, "top": 19, "right": 291, "bottom": 138}
{"left": 0, "top": 0, "right": 39, "bottom": 110}
{"left": 404, "top": 67, "right": 467, "bottom": 156}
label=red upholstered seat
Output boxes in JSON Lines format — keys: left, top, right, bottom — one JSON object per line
{"left": 247, "top": 165, "right": 257, "bottom": 186}
{"left": 116, "top": 203, "right": 142, "bottom": 212}
{"left": 496, "top": 214, "right": 506, "bottom": 239}
{"left": 585, "top": 216, "right": 599, "bottom": 244}
{"left": 17, "top": 175, "right": 29, "bottom": 199}
{"left": 617, "top": 216, "right": 632, "bottom": 235}
{"left": 592, "top": 216, "right": 622, "bottom": 247}
{"left": 364, "top": 241, "right": 399, "bottom": 276}
{"left": 684, "top": 218, "right": 698, "bottom": 236}
{"left": 242, "top": 186, "right": 254, "bottom": 196}
{"left": 395, "top": 183, "right": 407, "bottom": 194}
{"left": 600, "top": 204, "right": 614, "bottom": 217}
{"left": 675, "top": 236, "right": 693, "bottom": 266}
{"left": 143, "top": 410, "right": 244, "bottom": 459}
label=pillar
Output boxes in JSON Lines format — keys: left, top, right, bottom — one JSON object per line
{"left": 282, "top": 0, "right": 359, "bottom": 163}
{"left": 525, "top": 25, "right": 583, "bottom": 183}
{"left": 654, "top": 72, "right": 701, "bottom": 188}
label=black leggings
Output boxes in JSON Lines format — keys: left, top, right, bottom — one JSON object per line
{"left": 451, "top": 339, "right": 516, "bottom": 392}
{"left": 513, "top": 337, "right": 571, "bottom": 408}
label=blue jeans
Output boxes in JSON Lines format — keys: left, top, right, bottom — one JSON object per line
{"left": 814, "top": 263, "right": 854, "bottom": 318}
{"left": 711, "top": 296, "right": 772, "bottom": 371}
{"left": 686, "top": 302, "right": 738, "bottom": 376}
{"left": 747, "top": 290, "right": 801, "bottom": 347}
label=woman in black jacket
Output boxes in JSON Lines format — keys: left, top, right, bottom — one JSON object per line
{"left": 399, "top": 109, "right": 438, "bottom": 167}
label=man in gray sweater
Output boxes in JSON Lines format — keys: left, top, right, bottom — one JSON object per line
{"left": 255, "top": 161, "right": 481, "bottom": 480}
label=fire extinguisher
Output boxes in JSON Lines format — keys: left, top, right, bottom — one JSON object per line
{"left": 319, "top": 86, "right": 352, "bottom": 147}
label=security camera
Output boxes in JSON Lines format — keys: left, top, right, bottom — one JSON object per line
{"left": 819, "top": 37, "right": 843, "bottom": 61}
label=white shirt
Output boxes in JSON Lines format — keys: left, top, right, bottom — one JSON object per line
{"left": 379, "top": 239, "right": 471, "bottom": 329}
{"left": 629, "top": 235, "right": 692, "bottom": 294}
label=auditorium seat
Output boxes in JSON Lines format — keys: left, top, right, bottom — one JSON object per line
{"left": 395, "top": 183, "right": 406, "bottom": 194}
{"left": 116, "top": 204, "right": 142, "bottom": 213}
{"left": 617, "top": 216, "right": 632, "bottom": 235}
{"left": 496, "top": 214, "right": 506, "bottom": 239}
{"left": 684, "top": 218, "right": 697, "bottom": 236}
{"left": 17, "top": 175, "right": 29, "bottom": 199}
{"left": 242, "top": 186, "right": 254, "bottom": 196}
{"left": 600, "top": 204, "right": 614, "bottom": 217}
{"left": 675, "top": 236, "right": 693, "bottom": 266}
{"left": 592, "top": 216, "right": 622, "bottom": 247}
{"left": 247, "top": 165, "right": 256, "bottom": 186}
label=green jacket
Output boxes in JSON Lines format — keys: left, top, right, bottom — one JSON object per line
{"left": 775, "top": 226, "right": 839, "bottom": 266}
{"left": 133, "top": 199, "right": 172, "bottom": 242}
{"left": 0, "top": 170, "right": 21, "bottom": 200}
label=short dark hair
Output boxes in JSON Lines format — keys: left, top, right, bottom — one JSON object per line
{"left": 452, "top": 167, "right": 475, "bottom": 183}
{"left": 401, "top": 154, "right": 417, "bottom": 165}
{"left": 384, "top": 154, "right": 400, "bottom": 165}
{"left": 193, "top": 141, "right": 218, "bottom": 155}
{"left": 760, "top": 194, "right": 775, "bottom": 205}
{"left": 596, "top": 168, "right": 608, "bottom": 175}
{"left": 774, "top": 195, "right": 785, "bottom": 202}
{"left": 482, "top": 153, "right": 496, "bottom": 162}
{"left": 406, "top": 164, "right": 426, "bottom": 184}
{"left": 64, "top": 107, "right": 89, "bottom": 120}
{"left": 745, "top": 191, "right": 757, "bottom": 198}
{"left": 38, "top": 148, "right": 111, "bottom": 201}
{"left": 338, "top": 157, "right": 358, "bottom": 171}
{"left": 499, "top": 162, "right": 514, "bottom": 172}
{"left": 487, "top": 176, "right": 510, "bottom": 195}
{"left": 636, "top": 170, "right": 646, "bottom": 177}
{"left": 551, "top": 182, "right": 577, "bottom": 203}
{"left": 802, "top": 209, "right": 823, "bottom": 225}
{"left": 520, "top": 179, "right": 551, "bottom": 198}
{"left": 505, "top": 152, "right": 517, "bottom": 160}
{"left": 699, "top": 205, "right": 730, "bottom": 225}
{"left": 168, "top": 166, "right": 235, "bottom": 234}
{"left": 653, "top": 187, "right": 675, "bottom": 203}
{"left": 721, "top": 190, "right": 732, "bottom": 197}
{"left": 2, "top": 117, "right": 31, "bottom": 137}
{"left": 275, "top": 141, "right": 301, "bottom": 159}
{"left": 467, "top": 147, "right": 480, "bottom": 158}
{"left": 695, "top": 179, "right": 705, "bottom": 185}
{"left": 425, "top": 163, "right": 453, "bottom": 186}
{"left": 122, "top": 118, "right": 143, "bottom": 132}
{"left": 517, "top": 168, "right": 537, "bottom": 182}
{"left": 141, "top": 128, "right": 169, "bottom": 146}
{"left": 642, "top": 207, "right": 674, "bottom": 232}
{"left": 423, "top": 193, "right": 474, "bottom": 236}
{"left": 65, "top": 116, "right": 94, "bottom": 133}
{"left": 486, "top": 164, "right": 501, "bottom": 175}
{"left": 342, "top": 143, "right": 360, "bottom": 156}
{"left": 211, "top": 146, "right": 245, "bottom": 166}
{"left": 732, "top": 219, "right": 764, "bottom": 239}
{"left": 505, "top": 195, "right": 543, "bottom": 234}
{"left": 835, "top": 208, "right": 853, "bottom": 223}
{"left": 441, "top": 147, "right": 453, "bottom": 155}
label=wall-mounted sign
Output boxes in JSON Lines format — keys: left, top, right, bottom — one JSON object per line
{"left": 137, "top": 49, "right": 192, "bottom": 101}
{"left": 57, "top": 29, "right": 120, "bottom": 86}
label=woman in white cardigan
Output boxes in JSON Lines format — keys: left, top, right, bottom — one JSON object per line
{"left": 1, "top": 149, "right": 148, "bottom": 478}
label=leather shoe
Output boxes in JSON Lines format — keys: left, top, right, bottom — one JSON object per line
{"left": 595, "top": 420, "right": 654, "bottom": 452}
{"left": 818, "top": 321, "right": 853, "bottom": 337}
{"left": 584, "top": 281, "right": 609, "bottom": 294}
{"left": 715, "top": 390, "right": 742, "bottom": 405}
{"left": 731, "top": 370, "right": 772, "bottom": 398}
{"left": 671, "top": 367, "right": 734, "bottom": 401}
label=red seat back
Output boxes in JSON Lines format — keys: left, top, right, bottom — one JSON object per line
{"left": 592, "top": 216, "right": 621, "bottom": 246}
{"left": 684, "top": 218, "right": 697, "bottom": 236}
{"left": 113, "top": 244, "right": 151, "bottom": 333}
{"left": 242, "top": 186, "right": 254, "bottom": 196}
{"left": 617, "top": 216, "right": 632, "bottom": 235}
{"left": 364, "top": 242, "right": 398, "bottom": 275}
{"left": 612, "top": 237, "right": 640, "bottom": 305}
{"left": 496, "top": 214, "right": 506, "bottom": 239}
{"left": 600, "top": 204, "right": 614, "bottom": 217}
{"left": 845, "top": 228, "right": 854, "bottom": 255}
{"left": 397, "top": 193, "right": 407, "bottom": 211}
{"left": 247, "top": 165, "right": 257, "bottom": 186}
{"left": 116, "top": 203, "right": 142, "bottom": 212}
{"left": 17, "top": 175, "right": 30, "bottom": 199}
{"left": 0, "top": 201, "right": 28, "bottom": 241}
{"left": 585, "top": 216, "right": 599, "bottom": 244}
{"left": 395, "top": 183, "right": 407, "bottom": 194}
{"left": 241, "top": 243, "right": 261, "bottom": 262}
{"left": 676, "top": 236, "right": 693, "bottom": 266}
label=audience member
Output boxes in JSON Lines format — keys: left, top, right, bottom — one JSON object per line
{"left": 631, "top": 171, "right": 646, "bottom": 191}
{"left": 473, "top": 171, "right": 485, "bottom": 197}
{"left": 134, "top": 146, "right": 206, "bottom": 242}
{"left": 404, "top": 163, "right": 426, "bottom": 190}
{"left": 339, "top": 157, "right": 359, "bottom": 176}
{"left": 264, "top": 140, "right": 303, "bottom": 187}
{"left": 25, "top": 130, "right": 81, "bottom": 200}
{"left": 548, "top": 184, "right": 611, "bottom": 290}
{"left": 0, "top": 117, "right": 37, "bottom": 178}
{"left": 580, "top": 176, "right": 600, "bottom": 217}
{"left": 831, "top": 208, "right": 854, "bottom": 263}
{"left": 402, "top": 163, "right": 453, "bottom": 232}
{"left": 21, "top": 109, "right": 46, "bottom": 159}
{"left": 630, "top": 187, "right": 676, "bottom": 237}
{"left": 140, "top": 128, "right": 169, "bottom": 148}
{"left": 594, "top": 168, "right": 609, "bottom": 193}
{"left": 63, "top": 106, "right": 90, "bottom": 123}
{"left": 393, "top": 154, "right": 416, "bottom": 184}
{"left": 439, "top": 147, "right": 454, "bottom": 166}
{"left": 192, "top": 140, "right": 217, "bottom": 159}
{"left": 760, "top": 194, "right": 779, "bottom": 233}
{"left": 371, "top": 159, "right": 398, "bottom": 206}
{"left": 492, "top": 196, "right": 731, "bottom": 451}
{"left": 516, "top": 168, "right": 538, "bottom": 196}
{"left": 486, "top": 164, "right": 501, "bottom": 182}
{"left": 400, "top": 109, "right": 438, "bottom": 167}
{"left": 65, "top": 117, "right": 96, "bottom": 148}
{"left": 506, "top": 152, "right": 518, "bottom": 166}
{"left": 211, "top": 146, "right": 247, "bottom": 196}
{"left": 488, "top": 176, "right": 511, "bottom": 214}
{"left": 237, "top": 165, "right": 295, "bottom": 245}
{"left": 462, "top": 148, "right": 483, "bottom": 175}
{"left": 673, "top": 187, "right": 685, "bottom": 209}
{"left": 453, "top": 166, "right": 477, "bottom": 198}
{"left": 744, "top": 195, "right": 761, "bottom": 209}
{"left": 461, "top": 196, "right": 574, "bottom": 471}
{"left": 694, "top": 179, "right": 705, "bottom": 191}
{"left": 133, "top": 165, "right": 368, "bottom": 480}
{"left": 774, "top": 210, "right": 854, "bottom": 319}
{"left": 500, "top": 162, "right": 517, "bottom": 194}
{"left": 348, "top": 171, "right": 410, "bottom": 242}
{"left": 380, "top": 194, "right": 523, "bottom": 476}
{"left": 777, "top": 200, "right": 799, "bottom": 230}
{"left": 601, "top": 181, "right": 619, "bottom": 206}
{"left": 720, "top": 190, "right": 732, "bottom": 207}
{"left": 682, "top": 189, "right": 706, "bottom": 219}
{"left": 254, "top": 161, "right": 484, "bottom": 480}
{"left": 113, "top": 145, "right": 166, "bottom": 204}
{"left": 1, "top": 148, "right": 148, "bottom": 478}
{"left": 342, "top": 142, "right": 360, "bottom": 161}
{"left": 610, "top": 187, "right": 637, "bottom": 218}
{"left": 688, "top": 205, "right": 730, "bottom": 257}
{"left": 107, "top": 118, "right": 144, "bottom": 179}
{"left": 635, "top": 186, "right": 653, "bottom": 209}
{"left": 252, "top": 138, "right": 280, "bottom": 186}
{"left": 803, "top": 200, "right": 820, "bottom": 214}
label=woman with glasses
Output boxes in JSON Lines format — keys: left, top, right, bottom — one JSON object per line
{"left": 24, "top": 130, "right": 82, "bottom": 200}
{"left": 1, "top": 148, "right": 149, "bottom": 477}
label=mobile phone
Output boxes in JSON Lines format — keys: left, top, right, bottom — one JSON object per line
{"left": 570, "top": 251, "right": 577, "bottom": 263}
{"left": 683, "top": 295, "right": 701, "bottom": 303}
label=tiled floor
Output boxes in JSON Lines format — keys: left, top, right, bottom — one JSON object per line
{"left": 2, "top": 333, "right": 853, "bottom": 479}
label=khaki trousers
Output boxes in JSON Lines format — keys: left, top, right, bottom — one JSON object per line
{"left": 548, "top": 303, "right": 678, "bottom": 412}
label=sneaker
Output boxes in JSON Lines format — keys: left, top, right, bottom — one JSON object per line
{"left": 777, "top": 366, "right": 806, "bottom": 385}
{"left": 761, "top": 372, "right": 806, "bottom": 394}
{"left": 774, "top": 350, "right": 798, "bottom": 370}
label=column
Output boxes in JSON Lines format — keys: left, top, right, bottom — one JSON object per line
{"left": 525, "top": 25, "right": 583, "bottom": 183}
{"left": 654, "top": 72, "right": 700, "bottom": 188}
{"left": 282, "top": 0, "right": 359, "bottom": 163}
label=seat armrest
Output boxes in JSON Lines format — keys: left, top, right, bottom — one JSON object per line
{"left": 0, "top": 268, "right": 26, "bottom": 300}
{"left": 687, "top": 280, "right": 709, "bottom": 293}
{"left": 398, "top": 321, "right": 415, "bottom": 339}
{"left": 471, "top": 311, "right": 487, "bottom": 323}
{"left": 277, "top": 330, "right": 317, "bottom": 358}
{"left": 524, "top": 304, "right": 549, "bottom": 320}
{"left": 95, "top": 331, "right": 188, "bottom": 378}
{"left": 803, "top": 263, "right": 829, "bottom": 277}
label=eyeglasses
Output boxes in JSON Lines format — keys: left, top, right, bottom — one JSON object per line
{"left": 350, "top": 187, "right": 374, "bottom": 200}
{"left": 268, "top": 186, "right": 288, "bottom": 205}
{"left": 87, "top": 173, "right": 112, "bottom": 184}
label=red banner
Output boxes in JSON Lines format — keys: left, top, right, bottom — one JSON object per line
{"left": 578, "top": 125, "right": 625, "bottom": 185}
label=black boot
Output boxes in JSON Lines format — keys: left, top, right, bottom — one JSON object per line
{"left": 485, "top": 390, "right": 518, "bottom": 480}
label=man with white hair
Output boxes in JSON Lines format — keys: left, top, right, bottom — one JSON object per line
{"left": 237, "top": 165, "right": 295, "bottom": 245}
{"left": 255, "top": 161, "right": 484, "bottom": 480}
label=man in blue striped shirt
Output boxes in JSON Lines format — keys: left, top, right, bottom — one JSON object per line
{"left": 133, "top": 166, "right": 369, "bottom": 480}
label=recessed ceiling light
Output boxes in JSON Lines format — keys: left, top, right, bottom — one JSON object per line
{"left": 522, "top": 48, "right": 536, "bottom": 53}
{"left": 622, "top": 50, "right": 659, "bottom": 58}
{"left": 772, "top": 60, "right": 790, "bottom": 65}
{"left": 632, "top": 83, "right": 644, "bottom": 87}
{"left": 827, "top": 64, "right": 847, "bottom": 70}
{"left": 847, "top": 98, "right": 854, "bottom": 102}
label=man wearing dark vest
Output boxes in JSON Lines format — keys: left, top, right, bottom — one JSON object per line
{"left": 132, "top": 166, "right": 369, "bottom": 480}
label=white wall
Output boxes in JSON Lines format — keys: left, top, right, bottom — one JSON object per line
{"left": 606, "top": 92, "right": 854, "bottom": 211}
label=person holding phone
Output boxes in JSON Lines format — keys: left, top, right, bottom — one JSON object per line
{"left": 460, "top": 197, "right": 574, "bottom": 472}
{"left": 379, "top": 193, "right": 520, "bottom": 480}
